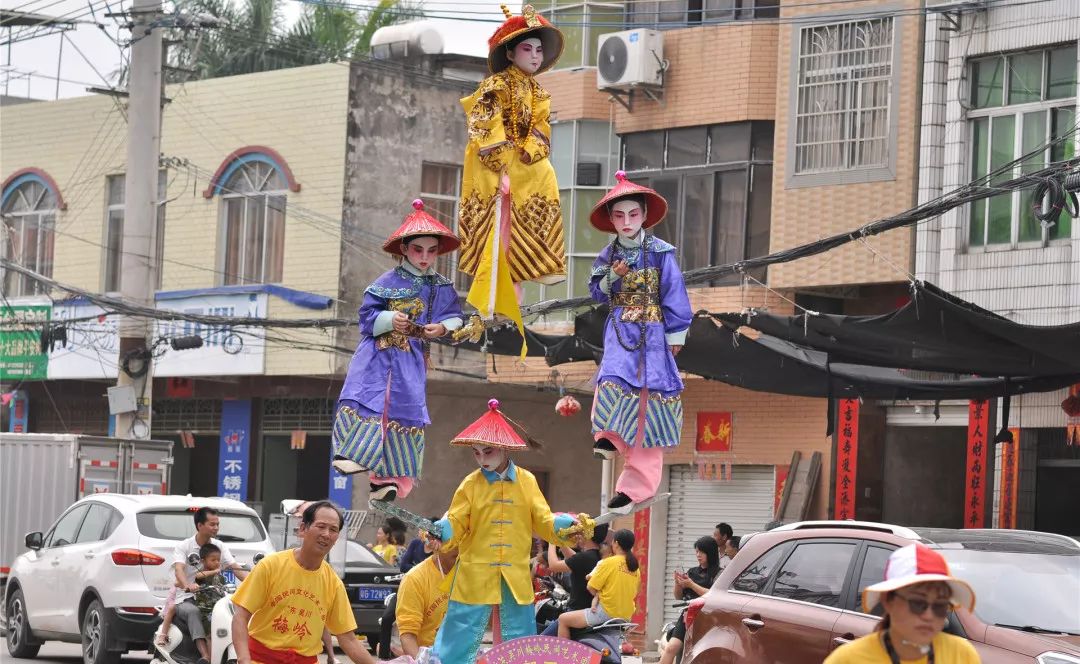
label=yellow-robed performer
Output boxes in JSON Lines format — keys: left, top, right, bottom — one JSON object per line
{"left": 456, "top": 4, "right": 565, "bottom": 354}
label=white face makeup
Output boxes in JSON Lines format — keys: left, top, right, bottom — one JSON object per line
{"left": 401, "top": 236, "right": 440, "bottom": 272}
{"left": 472, "top": 444, "right": 508, "bottom": 473}
{"left": 509, "top": 37, "right": 544, "bottom": 75}
{"left": 611, "top": 199, "right": 645, "bottom": 239}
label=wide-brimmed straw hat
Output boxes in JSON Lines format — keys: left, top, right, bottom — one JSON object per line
{"left": 862, "top": 543, "right": 976, "bottom": 613}
{"left": 382, "top": 198, "right": 461, "bottom": 257}
{"left": 487, "top": 4, "right": 563, "bottom": 75}
{"left": 451, "top": 398, "right": 534, "bottom": 451}
{"left": 589, "top": 170, "right": 669, "bottom": 233}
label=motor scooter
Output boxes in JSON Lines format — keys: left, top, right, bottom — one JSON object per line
{"left": 533, "top": 575, "right": 569, "bottom": 634}
{"left": 151, "top": 552, "right": 264, "bottom": 664}
{"left": 571, "top": 618, "right": 637, "bottom": 664}
{"left": 654, "top": 601, "right": 689, "bottom": 664}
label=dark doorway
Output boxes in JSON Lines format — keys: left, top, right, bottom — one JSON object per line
{"left": 1036, "top": 465, "right": 1080, "bottom": 536}
{"left": 882, "top": 426, "right": 967, "bottom": 528}
{"left": 260, "top": 434, "right": 330, "bottom": 517}
{"left": 167, "top": 434, "right": 220, "bottom": 497}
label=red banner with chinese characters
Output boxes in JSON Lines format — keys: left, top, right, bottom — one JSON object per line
{"left": 696, "top": 412, "right": 732, "bottom": 452}
{"left": 833, "top": 399, "right": 860, "bottom": 520}
{"left": 774, "top": 465, "right": 789, "bottom": 517}
{"left": 998, "top": 427, "right": 1020, "bottom": 529}
{"left": 965, "top": 400, "right": 990, "bottom": 528}
{"left": 630, "top": 508, "right": 650, "bottom": 632}
{"left": 166, "top": 377, "right": 194, "bottom": 398}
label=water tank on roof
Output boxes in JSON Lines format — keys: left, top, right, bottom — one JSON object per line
{"left": 370, "top": 20, "right": 445, "bottom": 59}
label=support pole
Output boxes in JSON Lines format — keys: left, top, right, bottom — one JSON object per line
{"left": 114, "top": 0, "right": 162, "bottom": 440}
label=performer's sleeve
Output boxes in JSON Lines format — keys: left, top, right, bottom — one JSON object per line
{"left": 660, "top": 252, "right": 692, "bottom": 346}
{"left": 359, "top": 291, "right": 391, "bottom": 337}
{"left": 469, "top": 79, "right": 515, "bottom": 173}
{"left": 394, "top": 572, "right": 425, "bottom": 638}
{"left": 589, "top": 252, "right": 616, "bottom": 303}
{"left": 521, "top": 97, "right": 551, "bottom": 163}
{"left": 434, "top": 283, "right": 464, "bottom": 332}
{"left": 444, "top": 478, "right": 473, "bottom": 548}
{"left": 526, "top": 475, "right": 571, "bottom": 546}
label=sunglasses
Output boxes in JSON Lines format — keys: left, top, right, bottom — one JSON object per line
{"left": 894, "top": 592, "right": 953, "bottom": 618}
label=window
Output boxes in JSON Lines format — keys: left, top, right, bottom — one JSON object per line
{"left": 968, "top": 45, "right": 1076, "bottom": 248}
{"left": 856, "top": 545, "right": 894, "bottom": 616}
{"left": 420, "top": 162, "right": 467, "bottom": 291}
{"left": 541, "top": 2, "right": 624, "bottom": 68}
{"left": 74, "top": 504, "right": 115, "bottom": 544}
{"left": 2, "top": 177, "right": 57, "bottom": 297}
{"left": 136, "top": 509, "right": 267, "bottom": 542}
{"left": 794, "top": 18, "right": 895, "bottom": 176}
{"left": 218, "top": 161, "right": 287, "bottom": 285}
{"left": 731, "top": 543, "right": 786, "bottom": 594}
{"left": 629, "top": 0, "right": 777, "bottom": 27}
{"left": 46, "top": 504, "right": 89, "bottom": 548}
{"left": 621, "top": 121, "right": 774, "bottom": 280}
{"left": 770, "top": 541, "right": 856, "bottom": 608}
{"left": 103, "top": 172, "right": 168, "bottom": 292}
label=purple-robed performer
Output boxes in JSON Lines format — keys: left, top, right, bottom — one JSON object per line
{"left": 588, "top": 171, "right": 692, "bottom": 514}
{"left": 331, "top": 199, "right": 464, "bottom": 502}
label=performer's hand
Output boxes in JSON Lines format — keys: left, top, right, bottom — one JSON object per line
{"left": 392, "top": 312, "right": 411, "bottom": 333}
{"left": 422, "top": 323, "right": 447, "bottom": 339}
{"left": 612, "top": 260, "right": 630, "bottom": 277}
{"left": 670, "top": 344, "right": 683, "bottom": 356}
{"left": 500, "top": 172, "right": 511, "bottom": 195}
{"left": 553, "top": 513, "right": 577, "bottom": 533}
{"left": 433, "top": 517, "right": 453, "bottom": 542}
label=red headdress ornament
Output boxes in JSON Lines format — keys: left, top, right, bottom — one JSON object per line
{"left": 589, "top": 170, "right": 669, "bottom": 233}
{"left": 382, "top": 198, "right": 461, "bottom": 257}
{"left": 451, "top": 398, "right": 538, "bottom": 451}
{"left": 487, "top": 4, "right": 564, "bottom": 75}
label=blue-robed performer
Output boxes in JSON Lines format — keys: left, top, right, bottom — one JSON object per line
{"left": 332, "top": 199, "right": 464, "bottom": 502}
{"left": 588, "top": 171, "right": 692, "bottom": 513}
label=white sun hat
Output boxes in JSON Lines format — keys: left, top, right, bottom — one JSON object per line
{"left": 862, "top": 543, "right": 976, "bottom": 613}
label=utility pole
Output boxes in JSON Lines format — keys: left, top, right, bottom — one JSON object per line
{"left": 114, "top": 0, "right": 163, "bottom": 440}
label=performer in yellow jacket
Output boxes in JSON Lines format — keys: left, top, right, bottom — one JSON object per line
{"left": 430, "top": 398, "right": 576, "bottom": 664}
{"left": 457, "top": 4, "right": 565, "bottom": 343}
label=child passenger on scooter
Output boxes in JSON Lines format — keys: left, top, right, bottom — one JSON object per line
{"left": 156, "top": 543, "right": 227, "bottom": 645}
{"left": 557, "top": 529, "right": 641, "bottom": 639}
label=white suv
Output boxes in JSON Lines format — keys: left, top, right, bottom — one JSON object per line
{"left": 5, "top": 494, "right": 274, "bottom": 664}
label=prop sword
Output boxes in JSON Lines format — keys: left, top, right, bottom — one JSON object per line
{"left": 557, "top": 493, "right": 671, "bottom": 540}
{"left": 369, "top": 499, "right": 439, "bottom": 537}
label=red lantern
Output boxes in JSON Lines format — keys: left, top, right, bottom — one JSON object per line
{"left": 555, "top": 395, "right": 581, "bottom": 417}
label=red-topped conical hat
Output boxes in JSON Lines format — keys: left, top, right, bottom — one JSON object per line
{"left": 451, "top": 398, "right": 531, "bottom": 450}
{"left": 589, "top": 170, "right": 669, "bottom": 233}
{"left": 487, "top": 4, "right": 563, "bottom": 75}
{"left": 382, "top": 198, "right": 461, "bottom": 257}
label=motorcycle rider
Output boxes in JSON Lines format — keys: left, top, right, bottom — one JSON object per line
{"left": 539, "top": 524, "right": 610, "bottom": 635}
{"left": 172, "top": 507, "right": 249, "bottom": 664}
{"left": 157, "top": 543, "right": 227, "bottom": 646}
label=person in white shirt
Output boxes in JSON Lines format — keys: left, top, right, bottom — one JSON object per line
{"left": 171, "top": 507, "right": 248, "bottom": 664}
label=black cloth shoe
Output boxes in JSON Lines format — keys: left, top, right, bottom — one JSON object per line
{"left": 607, "top": 492, "right": 634, "bottom": 514}
{"left": 370, "top": 483, "right": 397, "bottom": 502}
{"left": 593, "top": 439, "right": 617, "bottom": 461}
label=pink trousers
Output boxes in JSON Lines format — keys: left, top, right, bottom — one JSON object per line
{"left": 595, "top": 433, "right": 664, "bottom": 503}
{"left": 370, "top": 475, "right": 415, "bottom": 498}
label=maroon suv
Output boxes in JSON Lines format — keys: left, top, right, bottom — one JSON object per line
{"left": 681, "top": 521, "right": 1080, "bottom": 664}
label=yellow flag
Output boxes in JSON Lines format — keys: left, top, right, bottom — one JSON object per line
{"left": 466, "top": 192, "right": 526, "bottom": 360}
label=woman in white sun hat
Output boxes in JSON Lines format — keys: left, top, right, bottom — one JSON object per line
{"left": 825, "top": 543, "right": 981, "bottom": 663}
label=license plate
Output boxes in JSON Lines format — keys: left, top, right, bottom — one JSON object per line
{"left": 222, "top": 570, "right": 237, "bottom": 585}
{"left": 354, "top": 586, "right": 392, "bottom": 602}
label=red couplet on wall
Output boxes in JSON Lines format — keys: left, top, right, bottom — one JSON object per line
{"left": 833, "top": 398, "right": 860, "bottom": 520}
{"left": 774, "top": 465, "right": 789, "bottom": 518}
{"left": 631, "top": 508, "right": 650, "bottom": 632}
{"left": 696, "top": 411, "right": 732, "bottom": 453}
{"left": 965, "top": 400, "right": 990, "bottom": 528}
{"left": 998, "top": 427, "right": 1020, "bottom": 529}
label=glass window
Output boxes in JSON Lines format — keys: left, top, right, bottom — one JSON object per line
{"left": 589, "top": 5, "right": 624, "bottom": 67}
{"left": 136, "top": 509, "right": 267, "bottom": 542}
{"left": 648, "top": 177, "right": 681, "bottom": 247}
{"left": 552, "top": 5, "right": 585, "bottom": 68}
{"left": 520, "top": 281, "right": 542, "bottom": 306}
{"left": 420, "top": 162, "right": 466, "bottom": 289}
{"left": 570, "top": 256, "right": 594, "bottom": 298}
{"left": 987, "top": 115, "right": 1015, "bottom": 245}
{"left": 1049, "top": 107, "right": 1075, "bottom": 241}
{"left": 573, "top": 188, "right": 610, "bottom": 253}
{"left": 857, "top": 546, "right": 894, "bottom": 616}
{"left": 218, "top": 160, "right": 287, "bottom": 285}
{"left": 969, "top": 117, "right": 989, "bottom": 246}
{"left": 551, "top": 123, "right": 575, "bottom": 185}
{"left": 1008, "top": 51, "right": 1043, "bottom": 105}
{"left": 75, "top": 504, "right": 114, "bottom": 544}
{"left": 577, "top": 121, "right": 619, "bottom": 187}
{"left": 1046, "top": 44, "right": 1077, "bottom": 100}
{"left": 681, "top": 173, "right": 713, "bottom": 268}
{"left": 746, "top": 163, "right": 772, "bottom": 282}
{"left": 624, "top": 132, "right": 664, "bottom": 171}
{"left": 732, "top": 544, "right": 786, "bottom": 594}
{"left": 770, "top": 541, "right": 857, "bottom": 608}
{"left": 713, "top": 169, "right": 747, "bottom": 280}
{"left": 971, "top": 57, "right": 1005, "bottom": 108}
{"left": 667, "top": 127, "right": 708, "bottom": 168}
{"left": 703, "top": 0, "right": 735, "bottom": 22}
{"left": 629, "top": 0, "right": 657, "bottom": 26}
{"left": 2, "top": 178, "right": 57, "bottom": 297}
{"left": 1019, "top": 111, "right": 1049, "bottom": 242}
{"left": 710, "top": 123, "right": 751, "bottom": 164}
{"left": 751, "top": 121, "right": 774, "bottom": 162}
{"left": 102, "top": 172, "right": 167, "bottom": 292}
{"left": 749, "top": 0, "right": 779, "bottom": 19}
{"left": 47, "top": 504, "right": 89, "bottom": 548}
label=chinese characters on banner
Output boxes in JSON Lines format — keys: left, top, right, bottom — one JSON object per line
{"left": 774, "top": 464, "right": 789, "bottom": 518}
{"left": 998, "top": 427, "right": 1020, "bottom": 529}
{"left": 476, "top": 636, "right": 601, "bottom": 664}
{"left": 833, "top": 399, "right": 860, "bottom": 520}
{"left": 7, "top": 390, "right": 29, "bottom": 433}
{"left": 965, "top": 400, "right": 990, "bottom": 528}
{"left": 328, "top": 444, "right": 352, "bottom": 508}
{"left": 0, "top": 304, "right": 50, "bottom": 380}
{"left": 696, "top": 412, "right": 732, "bottom": 452}
{"left": 217, "top": 400, "right": 252, "bottom": 501}
{"left": 631, "top": 508, "right": 650, "bottom": 632}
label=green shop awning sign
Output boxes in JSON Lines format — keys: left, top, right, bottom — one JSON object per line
{"left": 1, "top": 304, "right": 50, "bottom": 380}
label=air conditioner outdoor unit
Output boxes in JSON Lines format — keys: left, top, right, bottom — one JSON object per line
{"left": 596, "top": 29, "right": 664, "bottom": 90}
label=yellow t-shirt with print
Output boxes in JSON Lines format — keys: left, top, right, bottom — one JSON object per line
{"left": 587, "top": 554, "right": 640, "bottom": 620}
{"left": 395, "top": 555, "right": 450, "bottom": 647}
{"left": 373, "top": 543, "right": 399, "bottom": 566}
{"left": 232, "top": 549, "right": 356, "bottom": 657}
{"left": 824, "top": 631, "right": 980, "bottom": 664}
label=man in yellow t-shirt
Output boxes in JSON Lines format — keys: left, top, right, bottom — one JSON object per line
{"left": 232, "top": 501, "right": 375, "bottom": 664}
{"left": 395, "top": 543, "right": 457, "bottom": 656}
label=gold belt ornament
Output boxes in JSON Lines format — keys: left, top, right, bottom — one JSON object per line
{"left": 611, "top": 292, "right": 659, "bottom": 307}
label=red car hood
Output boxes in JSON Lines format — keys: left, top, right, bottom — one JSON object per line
{"left": 985, "top": 625, "right": 1080, "bottom": 657}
